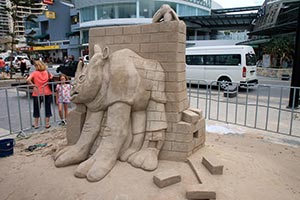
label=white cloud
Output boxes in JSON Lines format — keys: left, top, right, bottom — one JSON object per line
{"left": 213, "top": 0, "right": 265, "bottom": 8}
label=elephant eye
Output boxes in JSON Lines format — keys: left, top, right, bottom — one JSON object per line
{"left": 78, "top": 74, "right": 86, "bottom": 82}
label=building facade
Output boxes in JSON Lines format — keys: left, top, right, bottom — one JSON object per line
{"left": 25, "top": 0, "right": 213, "bottom": 61}
{"left": 74, "top": 0, "right": 212, "bottom": 48}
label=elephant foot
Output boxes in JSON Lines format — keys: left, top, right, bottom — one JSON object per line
{"left": 74, "top": 147, "right": 118, "bottom": 182}
{"left": 128, "top": 148, "right": 159, "bottom": 171}
{"left": 120, "top": 147, "right": 139, "bottom": 162}
{"left": 74, "top": 155, "right": 96, "bottom": 178}
{"left": 54, "top": 145, "right": 89, "bottom": 167}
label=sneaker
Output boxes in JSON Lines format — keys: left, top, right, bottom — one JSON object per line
{"left": 58, "top": 120, "right": 65, "bottom": 126}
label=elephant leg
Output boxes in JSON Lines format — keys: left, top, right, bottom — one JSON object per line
{"left": 120, "top": 110, "right": 146, "bottom": 162}
{"left": 76, "top": 102, "right": 131, "bottom": 182}
{"left": 54, "top": 110, "right": 104, "bottom": 167}
{"left": 128, "top": 101, "right": 167, "bottom": 171}
{"left": 128, "top": 130, "right": 165, "bottom": 171}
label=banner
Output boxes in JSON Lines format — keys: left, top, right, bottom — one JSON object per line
{"left": 43, "top": 0, "right": 53, "bottom": 5}
{"left": 32, "top": 45, "right": 60, "bottom": 51}
{"left": 45, "top": 11, "right": 56, "bottom": 19}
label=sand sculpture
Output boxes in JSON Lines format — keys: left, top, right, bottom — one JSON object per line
{"left": 54, "top": 4, "right": 205, "bottom": 182}
{"left": 54, "top": 45, "right": 167, "bottom": 182}
{"left": 152, "top": 4, "right": 179, "bottom": 23}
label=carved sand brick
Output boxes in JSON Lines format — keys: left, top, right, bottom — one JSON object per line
{"left": 141, "top": 23, "right": 160, "bottom": 33}
{"left": 182, "top": 110, "right": 201, "bottom": 124}
{"left": 123, "top": 25, "right": 141, "bottom": 35}
{"left": 153, "top": 169, "right": 181, "bottom": 188}
{"left": 163, "top": 62, "right": 186, "bottom": 72}
{"left": 186, "top": 185, "right": 216, "bottom": 200}
{"left": 202, "top": 155, "right": 224, "bottom": 175}
{"left": 89, "top": 28, "right": 105, "bottom": 37}
{"left": 172, "top": 141, "right": 193, "bottom": 152}
{"left": 105, "top": 26, "right": 123, "bottom": 36}
{"left": 141, "top": 43, "right": 159, "bottom": 53}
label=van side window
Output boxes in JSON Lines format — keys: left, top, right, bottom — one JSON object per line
{"left": 186, "top": 54, "right": 241, "bottom": 66}
{"left": 246, "top": 53, "right": 256, "bottom": 66}
{"left": 186, "top": 55, "right": 204, "bottom": 65}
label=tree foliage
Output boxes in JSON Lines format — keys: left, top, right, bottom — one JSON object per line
{"left": 263, "top": 36, "right": 294, "bottom": 67}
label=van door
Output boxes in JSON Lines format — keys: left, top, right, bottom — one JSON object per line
{"left": 186, "top": 54, "right": 205, "bottom": 82}
{"left": 245, "top": 53, "right": 257, "bottom": 80}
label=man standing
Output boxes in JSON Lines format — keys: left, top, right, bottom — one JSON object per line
{"left": 20, "top": 58, "right": 27, "bottom": 77}
{"left": 0, "top": 57, "right": 5, "bottom": 78}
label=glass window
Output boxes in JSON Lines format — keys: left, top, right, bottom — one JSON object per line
{"left": 178, "top": 4, "right": 197, "bottom": 16}
{"left": 81, "top": 6, "right": 95, "bottom": 22}
{"left": 186, "top": 55, "right": 204, "bottom": 65}
{"left": 139, "top": 0, "right": 154, "bottom": 18}
{"left": 118, "top": 3, "right": 136, "bottom": 18}
{"left": 97, "top": 4, "right": 115, "bottom": 19}
{"left": 82, "top": 30, "right": 89, "bottom": 44}
{"left": 246, "top": 53, "right": 257, "bottom": 66}
{"left": 71, "top": 14, "right": 79, "bottom": 24}
{"left": 186, "top": 54, "right": 241, "bottom": 66}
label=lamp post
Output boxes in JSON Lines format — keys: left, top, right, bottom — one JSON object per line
{"left": 288, "top": 3, "right": 300, "bottom": 109}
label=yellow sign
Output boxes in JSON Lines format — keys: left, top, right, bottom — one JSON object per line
{"left": 45, "top": 11, "right": 56, "bottom": 19}
{"left": 32, "top": 45, "right": 60, "bottom": 51}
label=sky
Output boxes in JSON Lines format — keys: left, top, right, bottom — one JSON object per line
{"left": 213, "top": 0, "right": 265, "bottom": 8}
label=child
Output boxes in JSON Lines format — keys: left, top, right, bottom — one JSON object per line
{"left": 55, "top": 74, "right": 71, "bottom": 125}
{"left": 4, "top": 63, "right": 10, "bottom": 78}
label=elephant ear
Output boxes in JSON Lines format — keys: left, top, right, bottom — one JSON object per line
{"left": 102, "top": 46, "right": 109, "bottom": 60}
{"left": 94, "top": 44, "right": 109, "bottom": 60}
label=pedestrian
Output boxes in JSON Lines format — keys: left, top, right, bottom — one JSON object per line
{"left": 20, "top": 58, "right": 27, "bottom": 77}
{"left": 0, "top": 57, "right": 5, "bottom": 78}
{"left": 26, "top": 60, "right": 53, "bottom": 129}
{"left": 4, "top": 63, "right": 10, "bottom": 78}
{"left": 55, "top": 74, "right": 71, "bottom": 126}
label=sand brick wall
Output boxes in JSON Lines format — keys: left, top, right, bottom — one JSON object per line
{"left": 89, "top": 21, "right": 205, "bottom": 161}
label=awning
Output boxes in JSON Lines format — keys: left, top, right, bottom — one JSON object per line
{"left": 180, "top": 13, "right": 257, "bottom": 30}
{"left": 237, "top": 38, "right": 271, "bottom": 45}
{"left": 33, "top": 34, "right": 49, "bottom": 40}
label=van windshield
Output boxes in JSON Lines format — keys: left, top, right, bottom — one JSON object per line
{"left": 246, "top": 53, "right": 256, "bottom": 66}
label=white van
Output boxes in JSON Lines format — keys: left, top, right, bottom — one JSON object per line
{"left": 186, "top": 45, "right": 258, "bottom": 89}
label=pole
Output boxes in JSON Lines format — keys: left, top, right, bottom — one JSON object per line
{"left": 288, "top": 3, "right": 300, "bottom": 108}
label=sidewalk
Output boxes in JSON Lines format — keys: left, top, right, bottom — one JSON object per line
{"left": 0, "top": 73, "right": 26, "bottom": 88}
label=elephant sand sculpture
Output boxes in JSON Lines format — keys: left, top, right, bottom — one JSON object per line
{"left": 152, "top": 4, "right": 179, "bottom": 23}
{"left": 54, "top": 45, "right": 167, "bottom": 182}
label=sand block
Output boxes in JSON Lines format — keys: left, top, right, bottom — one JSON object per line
{"left": 202, "top": 155, "right": 223, "bottom": 175}
{"left": 186, "top": 184, "right": 216, "bottom": 200}
{"left": 153, "top": 169, "right": 181, "bottom": 188}
{"left": 186, "top": 157, "right": 202, "bottom": 183}
{"left": 182, "top": 110, "right": 200, "bottom": 123}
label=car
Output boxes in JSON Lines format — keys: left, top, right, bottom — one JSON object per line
{"left": 4, "top": 55, "right": 33, "bottom": 72}
{"left": 83, "top": 55, "right": 89, "bottom": 64}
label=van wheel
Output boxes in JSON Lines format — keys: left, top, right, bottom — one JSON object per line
{"left": 218, "top": 77, "right": 231, "bottom": 90}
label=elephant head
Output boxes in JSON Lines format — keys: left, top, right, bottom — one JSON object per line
{"left": 71, "top": 45, "right": 109, "bottom": 104}
{"left": 152, "top": 4, "right": 179, "bottom": 23}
